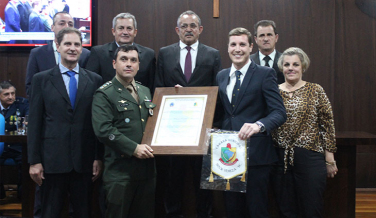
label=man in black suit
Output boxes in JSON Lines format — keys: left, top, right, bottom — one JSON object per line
{"left": 28, "top": 27, "right": 103, "bottom": 218}
{"left": 250, "top": 20, "right": 284, "bottom": 84}
{"left": 86, "top": 12, "right": 156, "bottom": 90}
{"left": 25, "top": 11, "right": 90, "bottom": 96}
{"left": 216, "top": 27, "right": 286, "bottom": 218}
{"left": 155, "top": 10, "right": 221, "bottom": 218}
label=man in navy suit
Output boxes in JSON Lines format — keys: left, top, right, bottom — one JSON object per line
{"left": 28, "top": 27, "right": 103, "bottom": 218}
{"left": 4, "top": 0, "right": 21, "bottom": 44}
{"left": 250, "top": 20, "right": 284, "bottom": 84}
{"left": 155, "top": 10, "right": 221, "bottom": 218}
{"left": 216, "top": 27, "right": 286, "bottom": 218}
{"left": 28, "top": 1, "right": 45, "bottom": 44}
{"left": 86, "top": 12, "right": 156, "bottom": 90}
{"left": 25, "top": 12, "right": 90, "bottom": 96}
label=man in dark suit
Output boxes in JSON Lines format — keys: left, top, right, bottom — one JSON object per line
{"left": 17, "top": 0, "right": 32, "bottom": 32}
{"left": 25, "top": 12, "right": 90, "bottom": 96}
{"left": 28, "top": 2, "right": 45, "bottom": 44}
{"left": 216, "top": 27, "right": 286, "bottom": 218}
{"left": 155, "top": 10, "right": 221, "bottom": 218}
{"left": 250, "top": 20, "right": 284, "bottom": 84}
{"left": 86, "top": 12, "right": 156, "bottom": 90}
{"left": 28, "top": 27, "right": 103, "bottom": 218}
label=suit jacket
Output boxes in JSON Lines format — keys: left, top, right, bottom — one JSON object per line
{"left": 28, "top": 11, "right": 45, "bottom": 44}
{"left": 216, "top": 61, "right": 286, "bottom": 166}
{"left": 27, "top": 65, "right": 103, "bottom": 174}
{"left": 3, "top": 97, "right": 29, "bottom": 132}
{"left": 17, "top": 1, "right": 31, "bottom": 32}
{"left": 155, "top": 42, "right": 221, "bottom": 88}
{"left": 86, "top": 41, "right": 156, "bottom": 90}
{"left": 250, "top": 50, "right": 285, "bottom": 84}
{"left": 4, "top": 1, "right": 21, "bottom": 33}
{"left": 25, "top": 41, "right": 90, "bottom": 96}
{"left": 92, "top": 78, "right": 156, "bottom": 182}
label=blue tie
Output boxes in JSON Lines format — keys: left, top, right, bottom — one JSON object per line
{"left": 231, "top": 70, "right": 242, "bottom": 108}
{"left": 66, "top": 71, "right": 77, "bottom": 109}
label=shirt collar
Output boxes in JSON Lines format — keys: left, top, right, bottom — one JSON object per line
{"left": 115, "top": 41, "right": 134, "bottom": 47}
{"left": 59, "top": 62, "right": 80, "bottom": 74}
{"left": 259, "top": 49, "right": 276, "bottom": 62}
{"left": 229, "top": 59, "right": 252, "bottom": 78}
{"left": 179, "top": 40, "right": 199, "bottom": 51}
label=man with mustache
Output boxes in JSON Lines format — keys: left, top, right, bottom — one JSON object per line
{"left": 154, "top": 10, "right": 221, "bottom": 218}
{"left": 28, "top": 27, "right": 103, "bottom": 218}
{"left": 92, "top": 45, "right": 156, "bottom": 218}
{"left": 250, "top": 20, "right": 284, "bottom": 84}
{"left": 86, "top": 12, "right": 156, "bottom": 91}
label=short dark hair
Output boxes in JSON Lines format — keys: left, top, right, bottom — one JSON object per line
{"left": 114, "top": 45, "right": 139, "bottom": 60}
{"left": 254, "top": 20, "right": 277, "bottom": 36}
{"left": 0, "top": 81, "right": 15, "bottom": 94}
{"left": 229, "top": 27, "right": 253, "bottom": 44}
{"left": 52, "top": 11, "right": 71, "bottom": 25}
{"left": 56, "top": 27, "right": 82, "bottom": 45}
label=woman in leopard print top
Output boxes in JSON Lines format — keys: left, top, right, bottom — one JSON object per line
{"left": 272, "top": 47, "right": 338, "bottom": 217}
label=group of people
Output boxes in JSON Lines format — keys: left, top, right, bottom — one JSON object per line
{"left": 0, "top": 8, "right": 338, "bottom": 218}
{"left": 3, "top": 0, "right": 70, "bottom": 44}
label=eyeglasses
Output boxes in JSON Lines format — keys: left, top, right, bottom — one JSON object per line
{"left": 179, "top": 23, "right": 198, "bottom": 30}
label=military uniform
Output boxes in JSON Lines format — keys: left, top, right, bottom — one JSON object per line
{"left": 92, "top": 77, "right": 156, "bottom": 218}
{"left": 1, "top": 97, "right": 29, "bottom": 164}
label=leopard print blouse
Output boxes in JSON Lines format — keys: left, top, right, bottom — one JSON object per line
{"left": 272, "top": 82, "right": 337, "bottom": 172}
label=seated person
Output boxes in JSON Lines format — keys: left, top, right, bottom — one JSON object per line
{"left": 0, "top": 81, "right": 29, "bottom": 199}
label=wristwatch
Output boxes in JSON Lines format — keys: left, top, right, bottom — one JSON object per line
{"left": 255, "top": 121, "right": 265, "bottom": 133}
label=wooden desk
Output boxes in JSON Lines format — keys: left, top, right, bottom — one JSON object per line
{"left": 0, "top": 133, "right": 33, "bottom": 218}
{"left": 324, "top": 131, "right": 376, "bottom": 218}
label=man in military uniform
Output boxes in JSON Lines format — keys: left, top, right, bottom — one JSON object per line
{"left": 0, "top": 81, "right": 29, "bottom": 199}
{"left": 92, "top": 45, "right": 156, "bottom": 218}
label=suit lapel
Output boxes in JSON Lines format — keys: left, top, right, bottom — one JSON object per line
{"left": 4, "top": 103, "right": 16, "bottom": 120}
{"left": 218, "top": 69, "right": 232, "bottom": 113}
{"left": 273, "top": 51, "right": 281, "bottom": 71}
{"left": 253, "top": 52, "right": 261, "bottom": 65}
{"left": 191, "top": 43, "right": 204, "bottom": 80}
{"left": 46, "top": 42, "right": 58, "bottom": 67}
{"left": 108, "top": 41, "right": 117, "bottom": 60}
{"left": 134, "top": 43, "right": 143, "bottom": 63}
{"left": 74, "top": 68, "right": 89, "bottom": 109}
{"left": 49, "top": 66, "right": 71, "bottom": 107}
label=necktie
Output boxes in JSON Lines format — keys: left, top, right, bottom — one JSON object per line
{"left": 184, "top": 46, "right": 192, "bottom": 82}
{"left": 231, "top": 70, "right": 242, "bottom": 108}
{"left": 263, "top": 55, "right": 271, "bottom": 67}
{"left": 66, "top": 71, "right": 77, "bottom": 109}
{"left": 126, "top": 83, "right": 139, "bottom": 104}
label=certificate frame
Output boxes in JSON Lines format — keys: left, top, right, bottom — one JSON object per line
{"left": 141, "top": 86, "right": 218, "bottom": 155}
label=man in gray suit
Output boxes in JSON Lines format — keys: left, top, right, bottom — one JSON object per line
{"left": 86, "top": 12, "right": 156, "bottom": 90}
{"left": 250, "top": 20, "right": 284, "bottom": 84}
{"left": 155, "top": 10, "right": 221, "bottom": 218}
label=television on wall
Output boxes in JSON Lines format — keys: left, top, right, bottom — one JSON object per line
{"left": 0, "top": 0, "right": 92, "bottom": 47}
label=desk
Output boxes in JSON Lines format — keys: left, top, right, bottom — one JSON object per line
{"left": 324, "top": 131, "right": 376, "bottom": 217}
{"left": 0, "top": 133, "right": 33, "bottom": 217}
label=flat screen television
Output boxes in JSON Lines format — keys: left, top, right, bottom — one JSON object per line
{"left": 0, "top": 0, "right": 92, "bottom": 47}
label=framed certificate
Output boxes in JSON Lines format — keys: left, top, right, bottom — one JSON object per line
{"left": 141, "top": 86, "right": 218, "bottom": 155}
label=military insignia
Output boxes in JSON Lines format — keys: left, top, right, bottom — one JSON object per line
{"left": 124, "top": 107, "right": 128, "bottom": 110}
{"left": 120, "top": 103, "right": 129, "bottom": 107}
{"left": 100, "top": 81, "right": 112, "bottom": 89}
{"left": 118, "top": 100, "right": 127, "bottom": 103}
{"left": 118, "top": 88, "right": 122, "bottom": 91}
{"left": 139, "top": 105, "right": 142, "bottom": 109}
{"left": 144, "top": 96, "right": 150, "bottom": 102}
{"left": 125, "top": 118, "right": 130, "bottom": 123}
{"left": 109, "top": 134, "right": 115, "bottom": 140}
{"left": 149, "top": 108, "right": 154, "bottom": 116}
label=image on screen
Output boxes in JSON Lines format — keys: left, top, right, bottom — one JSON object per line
{"left": 0, "top": 0, "right": 91, "bottom": 46}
